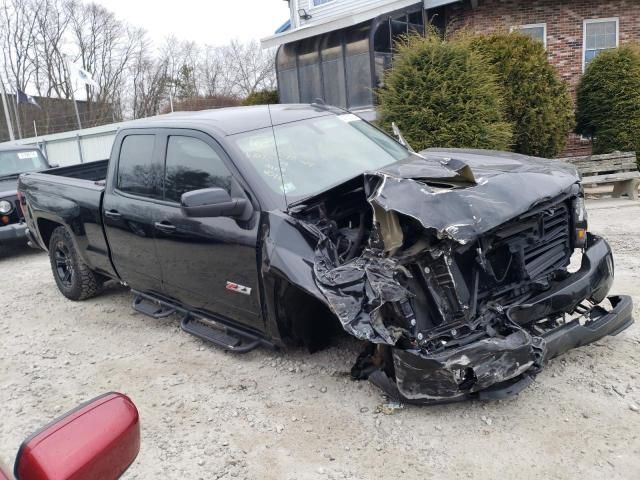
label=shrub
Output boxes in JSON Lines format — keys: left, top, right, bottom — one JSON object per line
{"left": 576, "top": 45, "right": 640, "bottom": 155}
{"left": 242, "top": 89, "right": 279, "bottom": 106}
{"left": 377, "top": 34, "right": 512, "bottom": 152}
{"left": 468, "top": 32, "right": 574, "bottom": 158}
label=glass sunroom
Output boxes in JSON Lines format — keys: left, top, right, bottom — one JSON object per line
{"left": 275, "top": 5, "right": 426, "bottom": 118}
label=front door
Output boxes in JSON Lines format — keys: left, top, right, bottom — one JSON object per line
{"left": 102, "top": 133, "right": 164, "bottom": 293}
{"left": 152, "top": 131, "right": 263, "bottom": 332}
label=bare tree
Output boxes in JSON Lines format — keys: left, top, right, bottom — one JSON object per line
{"left": 0, "top": 0, "right": 39, "bottom": 89}
{"left": 130, "top": 36, "right": 170, "bottom": 119}
{"left": 159, "top": 36, "right": 202, "bottom": 100}
{"left": 0, "top": 0, "right": 278, "bottom": 137}
{"left": 65, "top": 0, "right": 143, "bottom": 123}
{"left": 199, "top": 45, "right": 235, "bottom": 98}
{"left": 31, "top": 0, "right": 72, "bottom": 99}
{"left": 223, "top": 39, "right": 276, "bottom": 97}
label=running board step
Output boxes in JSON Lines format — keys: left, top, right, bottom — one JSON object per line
{"left": 181, "top": 314, "right": 261, "bottom": 353}
{"left": 131, "top": 290, "right": 271, "bottom": 353}
{"left": 132, "top": 294, "right": 176, "bottom": 319}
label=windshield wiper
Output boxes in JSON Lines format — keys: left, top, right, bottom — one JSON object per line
{"left": 0, "top": 173, "right": 21, "bottom": 181}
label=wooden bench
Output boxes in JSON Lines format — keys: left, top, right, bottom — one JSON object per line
{"left": 558, "top": 151, "right": 640, "bottom": 200}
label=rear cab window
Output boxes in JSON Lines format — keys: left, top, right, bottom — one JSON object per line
{"left": 116, "top": 135, "right": 162, "bottom": 199}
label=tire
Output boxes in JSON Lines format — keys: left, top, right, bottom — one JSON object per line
{"left": 49, "top": 226, "right": 102, "bottom": 300}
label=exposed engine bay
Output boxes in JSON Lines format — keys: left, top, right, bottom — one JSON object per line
{"left": 288, "top": 149, "right": 634, "bottom": 403}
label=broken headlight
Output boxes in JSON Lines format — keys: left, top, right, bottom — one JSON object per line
{"left": 572, "top": 196, "right": 588, "bottom": 249}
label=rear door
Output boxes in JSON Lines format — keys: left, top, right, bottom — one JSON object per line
{"left": 102, "top": 132, "right": 165, "bottom": 293}
{"left": 152, "top": 130, "right": 263, "bottom": 331}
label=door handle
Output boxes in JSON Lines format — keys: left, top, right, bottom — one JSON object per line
{"left": 154, "top": 221, "right": 176, "bottom": 233}
{"left": 104, "top": 209, "right": 122, "bottom": 219}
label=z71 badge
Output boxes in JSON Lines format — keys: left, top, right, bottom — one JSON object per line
{"left": 226, "top": 281, "right": 252, "bottom": 296}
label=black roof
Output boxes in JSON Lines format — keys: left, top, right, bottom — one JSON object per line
{"left": 121, "top": 104, "right": 346, "bottom": 136}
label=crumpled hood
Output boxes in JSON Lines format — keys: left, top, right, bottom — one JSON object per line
{"left": 0, "top": 177, "right": 18, "bottom": 199}
{"left": 368, "top": 148, "right": 580, "bottom": 244}
{"left": 293, "top": 148, "right": 582, "bottom": 346}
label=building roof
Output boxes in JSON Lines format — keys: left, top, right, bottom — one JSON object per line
{"left": 275, "top": 19, "right": 291, "bottom": 34}
{"left": 261, "top": 0, "right": 458, "bottom": 49}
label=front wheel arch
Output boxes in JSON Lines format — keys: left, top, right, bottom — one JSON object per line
{"left": 275, "top": 281, "right": 344, "bottom": 353}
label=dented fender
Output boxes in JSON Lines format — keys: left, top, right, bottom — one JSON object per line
{"left": 263, "top": 148, "right": 633, "bottom": 403}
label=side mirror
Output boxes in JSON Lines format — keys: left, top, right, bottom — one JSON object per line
{"left": 181, "top": 187, "right": 248, "bottom": 218}
{"left": 48, "top": 163, "right": 59, "bottom": 169}
{"left": 14, "top": 393, "right": 140, "bottom": 480}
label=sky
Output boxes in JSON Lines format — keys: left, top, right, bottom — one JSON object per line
{"left": 95, "top": 0, "right": 290, "bottom": 47}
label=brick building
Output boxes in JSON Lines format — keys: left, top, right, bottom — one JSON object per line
{"left": 441, "top": 0, "right": 640, "bottom": 155}
{"left": 263, "top": 0, "right": 640, "bottom": 156}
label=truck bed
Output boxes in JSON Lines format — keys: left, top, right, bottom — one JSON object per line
{"left": 18, "top": 157, "right": 117, "bottom": 279}
{"left": 42, "top": 159, "right": 108, "bottom": 185}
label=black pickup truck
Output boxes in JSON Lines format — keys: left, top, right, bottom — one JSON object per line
{"left": 18, "top": 105, "right": 634, "bottom": 403}
{"left": 0, "top": 144, "right": 53, "bottom": 249}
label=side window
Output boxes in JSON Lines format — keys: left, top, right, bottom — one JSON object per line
{"left": 164, "top": 136, "right": 234, "bottom": 203}
{"left": 584, "top": 18, "right": 618, "bottom": 68}
{"left": 512, "top": 23, "right": 547, "bottom": 48}
{"left": 117, "top": 135, "right": 161, "bottom": 198}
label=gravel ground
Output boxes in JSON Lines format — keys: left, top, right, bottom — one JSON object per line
{"left": 1, "top": 199, "right": 639, "bottom": 479}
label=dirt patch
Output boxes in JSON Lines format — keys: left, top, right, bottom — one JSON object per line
{"left": 1, "top": 200, "right": 639, "bottom": 479}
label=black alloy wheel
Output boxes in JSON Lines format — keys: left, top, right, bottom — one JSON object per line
{"left": 53, "top": 241, "right": 74, "bottom": 287}
{"left": 48, "top": 226, "right": 103, "bottom": 300}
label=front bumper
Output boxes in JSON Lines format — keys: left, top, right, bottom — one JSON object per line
{"left": 0, "top": 222, "right": 28, "bottom": 243}
{"left": 371, "top": 234, "right": 634, "bottom": 404}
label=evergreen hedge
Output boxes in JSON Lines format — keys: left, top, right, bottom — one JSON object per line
{"left": 576, "top": 45, "right": 640, "bottom": 155}
{"left": 469, "top": 32, "right": 574, "bottom": 158}
{"left": 242, "top": 89, "right": 279, "bottom": 106}
{"left": 377, "top": 34, "right": 513, "bottom": 152}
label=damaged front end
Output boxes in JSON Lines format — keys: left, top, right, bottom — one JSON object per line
{"left": 290, "top": 149, "right": 634, "bottom": 404}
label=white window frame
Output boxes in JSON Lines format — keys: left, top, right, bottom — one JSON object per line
{"left": 583, "top": 17, "right": 619, "bottom": 72}
{"left": 310, "top": 0, "right": 335, "bottom": 9}
{"left": 510, "top": 23, "right": 547, "bottom": 48}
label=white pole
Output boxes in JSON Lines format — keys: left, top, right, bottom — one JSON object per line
{"left": 64, "top": 58, "right": 82, "bottom": 129}
{"left": 0, "top": 78, "right": 15, "bottom": 141}
{"left": 291, "top": 0, "right": 300, "bottom": 28}
{"left": 169, "top": 90, "right": 174, "bottom": 113}
{"left": 33, "top": 120, "right": 38, "bottom": 137}
{"left": 13, "top": 91, "right": 22, "bottom": 139}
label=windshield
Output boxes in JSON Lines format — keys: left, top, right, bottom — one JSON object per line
{"left": 0, "top": 149, "right": 48, "bottom": 177}
{"left": 230, "top": 114, "right": 411, "bottom": 204}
